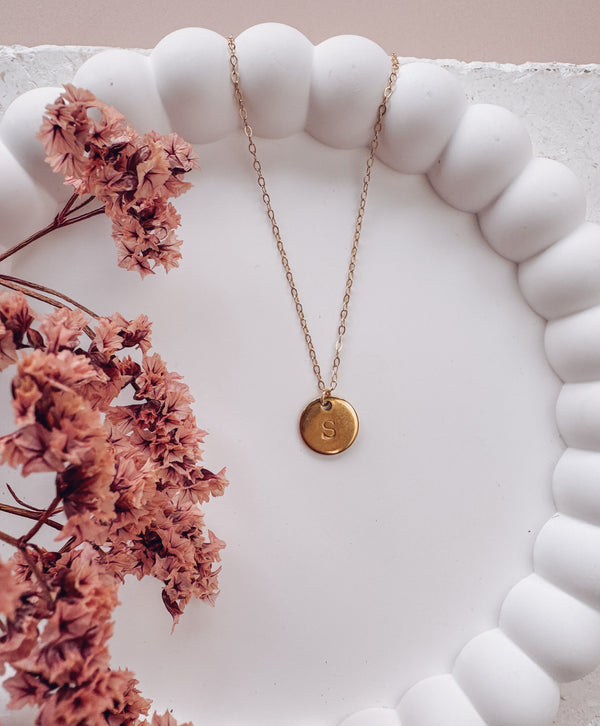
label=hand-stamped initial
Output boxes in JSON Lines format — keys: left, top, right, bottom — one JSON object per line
{"left": 321, "top": 419, "right": 336, "bottom": 439}
{"left": 299, "top": 397, "right": 358, "bottom": 454}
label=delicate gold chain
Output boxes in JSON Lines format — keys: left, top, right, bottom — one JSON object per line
{"left": 228, "top": 37, "right": 399, "bottom": 399}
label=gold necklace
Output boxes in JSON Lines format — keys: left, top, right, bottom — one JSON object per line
{"left": 228, "top": 37, "right": 399, "bottom": 455}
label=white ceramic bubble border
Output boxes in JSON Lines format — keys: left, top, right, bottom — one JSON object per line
{"left": 2, "top": 21, "right": 600, "bottom": 726}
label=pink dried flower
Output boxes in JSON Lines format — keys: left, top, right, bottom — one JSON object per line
{"left": 0, "top": 292, "right": 227, "bottom": 622}
{"left": 38, "top": 304, "right": 89, "bottom": 354}
{"left": 0, "top": 291, "right": 35, "bottom": 370}
{"left": 0, "top": 558, "right": 27, "bottom": 621}
{"left": 2, "top": 546, "right": 151, "bottom": 725}
{"left": 145, "top": 710, "right": 193, "bottom": 726}
{"left": 38, "top": 84, "right": 199, "bottom": 277}
{"left": 2, "top": 80, "right": 213, "bottom": 725}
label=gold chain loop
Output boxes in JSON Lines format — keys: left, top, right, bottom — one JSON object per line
{"left": 228, "top": 36, "right": 399, "bottom": 396}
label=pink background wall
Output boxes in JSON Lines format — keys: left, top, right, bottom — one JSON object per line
{"left": 0, "top": 0, "right": 598, "bottom": 63}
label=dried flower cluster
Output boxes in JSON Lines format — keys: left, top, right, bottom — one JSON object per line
{"left": 38, "top": 84, "right": 199, "bottom": 277}
{"left": 0, "top": 86, "right": 226, "bottom": 726}
{"left": 2, "top": 545, "right": 149, "bottom": 725}
{"left": 0, "top": 294, "right": 226, "bottom": 724}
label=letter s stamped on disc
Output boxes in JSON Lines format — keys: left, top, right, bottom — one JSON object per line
{"left": 299, "top": 396, "right": 359, "bottom": 455}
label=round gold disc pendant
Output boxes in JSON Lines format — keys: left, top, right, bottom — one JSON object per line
{"left": 299, "top": 396, "right": 359, "bottom": 455}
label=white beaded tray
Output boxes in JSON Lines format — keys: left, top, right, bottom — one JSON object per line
{"left": 1, "top": 22, "right": 600, "bottom": 726}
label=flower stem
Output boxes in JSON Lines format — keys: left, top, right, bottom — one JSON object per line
{"left": 55, "top": 192, "right": 80, "bottom": 222}
{"left": 0, "top": 219, "right": 64, "bottom": 264}
{"left": 66, "top": 195, "right": 98, "bottom": 216}
{"left": 19, "top": 544, "right": 54, "bottom": 610}
{"left": 58, "top": 536, "right": 77, "bottom": 554}
{"left": 0, "top": 278, "right": 72, "bottom": 311}
{"left": 0, "top": 502, "right": 63, "bottom": 532}
{"left": 0, "top": 530, "right": 20, "bottom": 548}
{"left": 6, "top": 483, "right": 44, "bottom": 512}
{"left": 60, "top": 207, "right": 105, "bottom": 226}
{"left": 0, "top": 274, "right": 99, "bottom": 318}
{"left": 20, "top": 494, "right": 62, "bottom": 545}
{"left": 0, "top": 193, "right": 104, "bottom": 264}
{"left": 54, "top": 192, "right": 103, "bottom": 224}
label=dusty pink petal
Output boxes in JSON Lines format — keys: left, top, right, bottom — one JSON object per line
{"left": 0, "top": 291, "right": 35, "bottom": 345}
{"left": 150, "top": 709, "right": 193, "bottom": 726}
{"left": 38, "top": 96, "right": 91, "bottom": 163}
{"left": 133, "top": 140, "right": 171, "bottom": 199}
{"left": 39, "top": 307, "right": 88, "bottom": 353}
{"left": 3, "top": 669, "right": 48, "bottom": 710}
{"left": 0, "top": 559, "right": 27, "bottom": 619}
{"left": 108, "top": 313, "right": 153, "bottom": 353}
{"left": 150, "top": 131, "right": 200, "bottom": 173}
{"left": 88, "top": 164, "right": 138, "bottom": 204}
{"left": 163, "top": 175, "right": 193, "bottom": 199}
{"left": 110, "top": 194, "right": 184, "bottom": 276}
{"left": 38, "top": 119, "right": 80, "bottom": 157}
{"left": 154, "top": 229, "right": 183, "bottom": 272}
{"left": 0, "top": 423, "right": 62, "bottom": 474}
{"left": 34, "top": 665, "right": 149, "bottom": 726}
{"left": 45, "top": 150, "right": 93, "bottom": 187}
{"left": 113, "top": 228, "right": 155, "bottom": 277}
{"left": 11, "top": 374, "right": 42, "bottom": 425}
{"left": 0, "top": 622, "right": 40, "bottom": 675}
{"left": 92, "top": 316, "right": 129, "bottom": 359}
{"left": 159, "top": 201, "right": 182, "bottom": 230}
{"left": 60, "top": 83, "right": 97, "bottom": 105}
{"left": 0, "top": 320, "right": 18, "bottom": 370}
{"left": 178, "top": 467, "right": 228, "bottom": 506}
{"left": 87, "top": 105, "right": 134, "bottom": 150}
{"left": 18, "top": 349, "right": 101, "bottom": 392}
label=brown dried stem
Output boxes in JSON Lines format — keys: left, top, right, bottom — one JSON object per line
{"left": 59, "top": 207, "right": 105, "bottom": 226}
{"left": 0, "top": 193, "right": 104, "bottom": 264}
{"left": 18, "top": 544, "right": 54, "bottom": 610}
{"left": 0, "top": 529, "right": 20, "bottom": 548}
{"left": 0, "top": 502, "right": 63, "bottom": 532}
{"left": 58, "top": 535, "right": 77, "bottom": 554}
{"left": 0, "top": 278, "right": 72, "bottom": 310}
{"left": 6, "top": 483, "right": 45, "bottom": 512}
{"left": 0, "top": 274, "right": 99, "bottom": 318}
{"left": 20, "top": 494, "right": 62, "bottom": 545}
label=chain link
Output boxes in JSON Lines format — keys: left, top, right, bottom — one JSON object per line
{"left": 228, "top": 36, "right": 399, "bottom": 397}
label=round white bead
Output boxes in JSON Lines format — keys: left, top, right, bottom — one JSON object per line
{"left": 74, "top": 49, "right": 171, "bottom": 134}
{"left": 428, "top": 104, "right": 532, "bottom": 213}
{"left": 0, "top": 142, "right": 58, "bottom": 250}
{"left": 553, "top": 448, "right": 600, "bottom": 525}
{"left": 556, "top": 381, "right": 600, "bottom": 451}
{"left": 306, "top": 34, "right": 390, "bottom": 149}
{"left": 518, "top": 222, "right": 600, "bottom": 320}
{"left": 377, "top": 61, "right": 467, "bottom": 174}
{"left": 479, "top": 157, "right": 586, "bottom": 262}
{"left": 545, "top": 304, "right": 600, "bottom": 382}
{"left": 535, "top": 514, "right": 600, "bottom": 608}
{"left": 398, "top": 674, "right": 486, "bottom": 726}
{"left": 453, "top": 628, "right": 559, "bottom": 726}
{"left": 500, "top": 574, "right": 600, "bottom": 682}
{"left": 233, "top": 23, "right": 314, "bottom": 139}
{"left": 151, "top": 27, "right": 237, "bottom": 144}
{"left": 0, "top": 87, "right": 67, "bottom": 201}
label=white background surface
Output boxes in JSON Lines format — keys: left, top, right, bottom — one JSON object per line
{"left": 0, "top": 0, "right": 599, "bottom": 64}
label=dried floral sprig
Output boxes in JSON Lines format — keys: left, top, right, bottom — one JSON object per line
{"left": 37, "top": 84, "right": 199, "bottom": 277}
{"left": 0, "top": 86, "right": 226, "bottom": 726}
{"left": 0, "top": 296, "right": 226, "bottom": 724}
